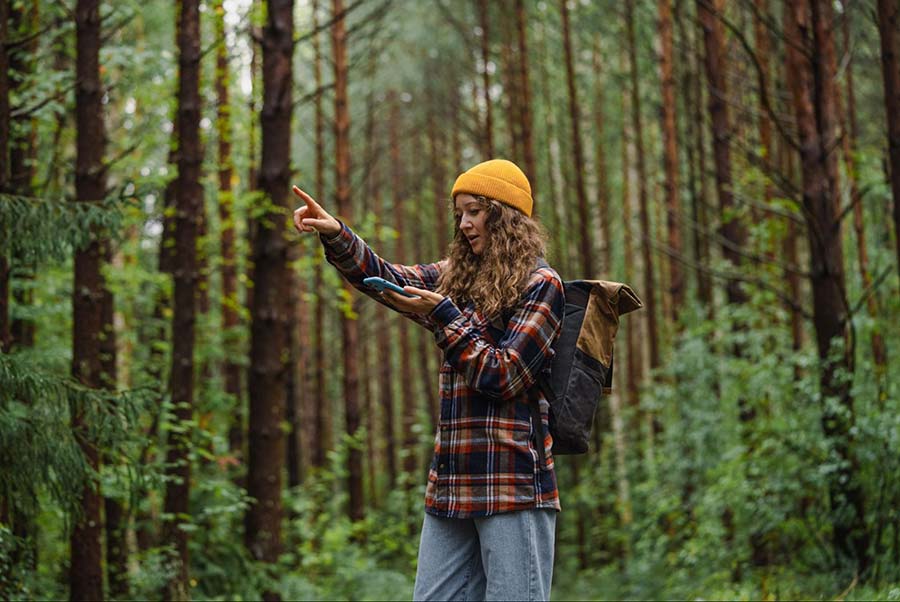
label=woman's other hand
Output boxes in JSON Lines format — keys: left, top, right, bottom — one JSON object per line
{"left": 292, "top": 186, "right": 342, "bottom": 236}
{"left": 382, "top": 286, "right": 444, "bottom": 315}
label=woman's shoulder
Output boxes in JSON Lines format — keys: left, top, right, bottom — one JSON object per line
{"left": 525, "top": 259, "right": 563, "bottom": 295}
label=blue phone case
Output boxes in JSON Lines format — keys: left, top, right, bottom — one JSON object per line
{"left": 363, "top": 277, "right": 419, "bottom": 298}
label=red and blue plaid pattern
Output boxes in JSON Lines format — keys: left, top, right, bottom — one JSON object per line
{"left": 323, "top": 224, "right": 563, "bottom": 518}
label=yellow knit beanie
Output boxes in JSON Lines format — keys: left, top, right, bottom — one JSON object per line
{"left": 451, "top": 159, "right": 533, "bottom": 217}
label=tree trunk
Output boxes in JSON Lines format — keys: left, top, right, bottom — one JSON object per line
{"left": 476, "top": 0, "right": 494, "bottom": 157}
{"left": 332, "top": 0, "right": 364, "bottom": 522}
{"left": 658, "top": 0, "right": 683, "bottom": 322}
{"left": 591, "top": 35, "right": 611, "bottom": 272}
{"left": 785, "top": 0, "right": 869, "bottom": 575}
{"left": 246, "top": 0, "right": 293, "bottom": 576}
{"left": 162, "top": 0, "right": 202, "bottom": 597}
{"left": 0, "top": 0, "right": 9, "bottom": 355}
{"left": 876, "top": 0, "right": 900, "bottom": 278}
{"left": 697, "top": 0, "right": 748, "bottom": 306}
{"left": 309, "top": 0, "right": 328, "bottom": 471}
{"left": 427, "top": 110, "right": 449, "bottom": 255}
{"left": 100, "top": 260, "right": 126, "bottom": 598}
{"left": 690, "top": 7, "right": 713, "bottom": 311}
{"left": 362, "top": 75, "right": 380, "bottom": 504}
{"left": 842, "top": 2, "right": 887, "bottom": 371}
{"left": 215, "top": 0, "right": 243, "bottom": 471}
{"left": 71, "top": 1, "right": 107, "bottom": 598}
{"left": 372, "top": 145, "right": 397, "bottom": 491}
{"left": 9, "top": 0, "right": 37, "bottom": 349}
{"left": 626, "top": 0, "right": 660, "bottom": 373}
{"left": 7, "top": 1, "right": 40, "bottom": 569}
{"left": 388, "top": 93, "right": 418, "bottom": 483}
{"left": 514, "top": 0, "right": 537, "bottom": 198}
{"left": 560, "top": 0, "right": 593, "bottom": 279}
{"left": 500, "top": 13, "right": 522, "bottom": 165}
{"left": 621, "top": 79, "right": 643, "bottom": 415}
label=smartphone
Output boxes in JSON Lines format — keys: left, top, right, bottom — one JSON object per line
{"left": 363, "top": 277, "right": 420, "bottom": 298}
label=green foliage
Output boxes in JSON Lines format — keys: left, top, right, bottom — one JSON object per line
{"left": 0, "top": 193, "right": 127, "bottom": 263}
{"left": 0, "top": 352, "right": 147, "bottom": 518}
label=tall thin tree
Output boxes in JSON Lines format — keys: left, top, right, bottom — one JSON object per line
{"left": 162, "top": 0, "right": 203, "bottom": 596}
{"left": 309, "top": 0, "right": 329, "bottom": 470}
{"left": 696, "top": 0, "right": 747, "bottom": 306}
{"left": 841, "top": 1, "right": 887, "bottom": 370}
{"left": 514, "top": 0, "right": 537, "bottom": 199}
{"left": 658, "top": 0, "right": 683, "bottom": 321}
{"left": 214, "top": 0, "right": 243, "bottom": 467}
{"left": 0, "top": 0, "right": 9, "bottom": 356}
{"left": 560, "top": 0, "right": 593, "bottom": 278}
{"left": 332, "top": 0, "right": 364, "bottom": 521}
{"left": 70, "top": 1, "right": 107, "bottom": 598}
{"left": 626, "top": 0, "right": 660, "bottom": 373}
{"left": 876, "top": 0, "right": 900, "bottom": 277}
{"left": 785, "top": 0, "right": 869, "bottom": 574}
{"left": 476, "top": 0, "right": 494, "bottom": 157}
{"left": 246, "top": 0, "right": 293, "bottom": 573}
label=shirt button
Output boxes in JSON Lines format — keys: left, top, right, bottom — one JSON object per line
{"left": 439, "top": 463, "right": 446, "bottom": 470}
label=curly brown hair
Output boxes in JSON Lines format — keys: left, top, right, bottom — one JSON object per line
{"left": 436, "top": 196, "right": 549, "bottom": 318}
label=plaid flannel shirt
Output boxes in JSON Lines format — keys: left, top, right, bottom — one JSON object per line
{"left": 322, "top": 223, "right": 563, "bottom": 518}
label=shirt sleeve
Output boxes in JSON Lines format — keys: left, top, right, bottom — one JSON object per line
{"left": 428, "top": 268, "right": 564, "bottom": 401}
{"left": 320, "top": 221, "right": 446, "bottom": 329}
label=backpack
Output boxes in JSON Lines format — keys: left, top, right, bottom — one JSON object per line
{"left": 528, "top": 261, "right": 643, "bottom": 462}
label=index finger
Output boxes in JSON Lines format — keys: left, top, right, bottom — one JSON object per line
{"left": 292, "top": 185, "right": 320, "bottom": 210}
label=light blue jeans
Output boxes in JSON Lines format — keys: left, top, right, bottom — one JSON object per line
{"left": 413, "top": 509, "right": 557, "bottom": 601}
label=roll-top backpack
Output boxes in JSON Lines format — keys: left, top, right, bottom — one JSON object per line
{"left": 528, "top": 261, "right": 643, "bottom": 462}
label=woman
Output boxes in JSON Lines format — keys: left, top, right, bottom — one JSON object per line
{"left": 293, "top": 159, "right": 564, "bottom": 601}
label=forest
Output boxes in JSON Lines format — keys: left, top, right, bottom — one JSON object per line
{"left": 1, "top": 0, "right": 900, "bottom": 599}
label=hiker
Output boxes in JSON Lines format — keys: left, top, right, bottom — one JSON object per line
{"left": 293, "top": 159, "right": 564, "bottom": 601}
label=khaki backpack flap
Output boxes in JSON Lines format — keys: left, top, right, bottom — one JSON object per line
{"left": 574, "top": 281, "right": 643, "bottom": 390}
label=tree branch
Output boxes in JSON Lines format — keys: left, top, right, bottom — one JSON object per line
{"left": 647, "top": 234, "right": 814, "bottom": 320}
{"left": 294, "top": 0, "right": 370, "bottom": 44}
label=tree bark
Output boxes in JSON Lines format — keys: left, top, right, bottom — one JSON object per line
{"left": 560, "top": 0, "right": 593, "bottom": 279}
{"left": 71, "top": 1, "right": 107, "bottom": 598}
{"left": 100, "top": 258, "right": 126, "bottom": 598}
{"left": 162, "top": 0, "right": 202, "bottom": 596}
{"left": 500, "top": 12, "right": 522, "bottom": 166}
{"left": 690, "top": 7, "right": 713, "bottom": 311}
{"left": 0, "top": 0, "right": 8, "bottom": 355}
{"left": 620, "top": 54, "right": 643, "bottom": 437}
{"left": 876, "top": 0, "right": 900, "bottom": 279}
{"left": 785, "top": 0, "right": 869, "bottom": 574}
{"left": 626, "top": 0, "right": 660, "bottom": 372}
{"left": 372, "top": 145, "right": 397, "bottom": 491}
{"left": 246, "top": 0, "right": 293, "bottom": 575}
{"left": 697, "top": 0, "right": 748, "bottom": 306}
{"left": 842, "top": 2, "right": 887, "bottom": 370}
{"left": 591, "top": 35, "right": 611, "bottom": 272}
{"left": 9, "top": 0, "right": 37, "bottom": 349}
{"left": 215, "top": 0, "right": 243, "bottom": 472}
{"left": 476, "top": 0, "right": 494, "bottom": 157}
{"left": 309, "top": 0, "right": 329, "bottom": 471}
{"left": 427, "top": 108, "right": 449, "bottom": 255}
{"left": 658, "top": 0, "right": 683, "bottom": 322}
{"left": 331, "top": 0, "right": 364, "bottom": 522}
{"left": 387, "top": 93, "right": 418, "bottom": 483}
{"left": 361, "top": 70, "right": 379, "bottom": 504}
{"left": 514, "top": 0, "right": 537, "bottom": 198}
